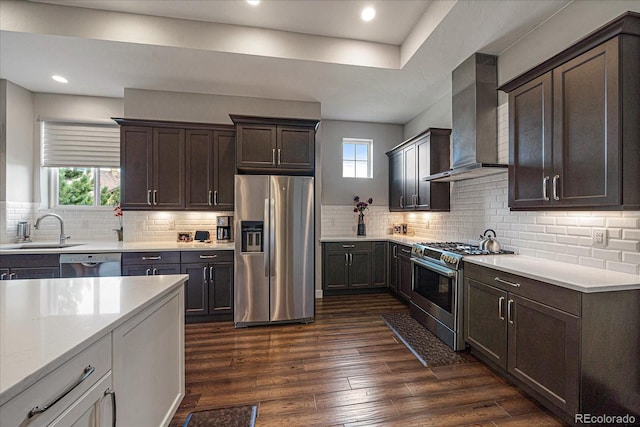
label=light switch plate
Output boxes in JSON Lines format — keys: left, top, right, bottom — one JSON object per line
{"left": 593, "top": 228, "right": 607, "bottom": 248}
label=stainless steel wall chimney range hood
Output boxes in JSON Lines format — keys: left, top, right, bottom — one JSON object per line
{"left": 424, "top": 53, "right": 508, "bottom": 182}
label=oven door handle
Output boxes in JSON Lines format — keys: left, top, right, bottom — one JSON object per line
{"left": 411, "top": 258, "right": 456, "bottom": 278}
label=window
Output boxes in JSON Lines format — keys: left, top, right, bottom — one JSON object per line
{"left": 54, "top": 167, "right": 120, "bottom": 207}
{"left": 342, "top": 138, "right": 372, "bottom": 178}
{"left": 42, "top": 121, "right": 121, "bottom": 208}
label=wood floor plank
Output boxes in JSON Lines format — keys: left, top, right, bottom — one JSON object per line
{"left": 170, "top": 293, "right": 567, "bottom": 427}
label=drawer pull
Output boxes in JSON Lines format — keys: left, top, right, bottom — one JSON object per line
{"left": 28, "top": 365, "right": 95, "bottom": 418}
{"left": 104, "top": 388, "right": 117, "bottom": 427}
{"left": 342, "top": 245, "right": 355, "bottom": 248}
{"left": 141, "top": 256, "right": 161, "bottom": 260}
{"left": 401, "top": 249, "right": 412, "bottom": 254}
{"left": 494, "top": 277, "right": 520, "bottom": 288}
{"left": 199, "top": 255, "right": 218, "bottom": 259}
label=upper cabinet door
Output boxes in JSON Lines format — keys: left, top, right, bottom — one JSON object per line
{"left": 277, "top": 126, "right": 314, "bottom": 171}
{"left": 121, "top": 126, "right": 153, "bottom": 209}
{"left": 509, "top": 72, "right": 553, "bottom": 209}
{"left": 213, "top": 130, "right": 236, "bottom": 210}
{"left": 186, "top": 129, "right": 214, "bottom": 209}
{"left": 388, "top": 150, "right": 404, "bottom": 211}
{"left": 153, "top": 128, "right": 185, "bottom": 209}
{"left": 236, "top": 124, "right": 278, "bottom": 169}
{"left": 403, "top": 144, "right": 417, "bottom": 209}
{"left": 552, "top": 38, "right": 620, "bottom": 207}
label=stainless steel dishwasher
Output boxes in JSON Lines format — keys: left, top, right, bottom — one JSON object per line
{"left": 60, "top": 253, "right": 122, "bottom": 277}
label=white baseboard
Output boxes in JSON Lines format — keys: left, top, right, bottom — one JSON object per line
{"left": 315, "top": 289, "right": 323, "bottom": 299}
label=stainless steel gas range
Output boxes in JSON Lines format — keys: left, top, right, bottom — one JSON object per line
{"left": 410, "top": 242, "right": 514, "bottom": 351}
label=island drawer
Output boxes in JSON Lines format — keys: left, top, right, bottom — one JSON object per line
{"left": 0, "top": 334, "right": 112, "bottom": 426}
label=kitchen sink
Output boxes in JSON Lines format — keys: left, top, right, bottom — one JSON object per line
{"left": 14, "top": 243, "right": 86, "bottom": 249}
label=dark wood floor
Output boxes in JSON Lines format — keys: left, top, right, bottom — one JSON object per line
{"left": 170, "top": 293, "right": 565, "bottom": 426}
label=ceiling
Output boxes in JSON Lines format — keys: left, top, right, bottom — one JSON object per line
{"left": 0, "top": 0, "right": 572, "bottom": 124}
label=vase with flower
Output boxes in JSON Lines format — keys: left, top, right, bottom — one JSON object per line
{"left": 113, "top": 203, "right": 123, "bottom": 241}
{"left": 353, "top": 196, "right": 373, "bottom": 236}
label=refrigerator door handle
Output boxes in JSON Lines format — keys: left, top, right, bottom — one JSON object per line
{"left": 270, "top": 197, "right": 276, "bottom": 277}
{"left": 264, "top": 198, "right": 270, "bottom": 277}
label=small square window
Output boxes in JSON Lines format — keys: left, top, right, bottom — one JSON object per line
{"left": 342, "top": 138, "right": 372, "bottom": 178}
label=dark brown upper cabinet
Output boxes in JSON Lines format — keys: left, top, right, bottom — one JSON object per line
{"left": 386, "top": 128, "right": 451, "bottom": 212}
{"left": 119, "top": 124, "right": 185, "bottom": 210}
{"left": 115, "top": 118, "right": 236, "bottom": 211}
{"left": 186, "top": 129, "right": 236, "bottom": 210}
{"left": 500, "top": 12, "right": 640, "bottom": 210}
{"left": 230, "top": 115, "right": 320, "bottom": 175}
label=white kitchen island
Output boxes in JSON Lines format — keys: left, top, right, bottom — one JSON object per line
{"left": 0, "top": 274, "right": 187, "bottom": 427}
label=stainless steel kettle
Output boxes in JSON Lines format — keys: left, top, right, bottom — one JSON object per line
{"left": 479, "top": 229, "right": 501, "bottom": 253}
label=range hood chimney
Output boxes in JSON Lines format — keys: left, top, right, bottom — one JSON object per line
{"left": 424, "top": 53, "right": 507, "bottom": 182}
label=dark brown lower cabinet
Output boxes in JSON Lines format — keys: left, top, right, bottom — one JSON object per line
{"left": 464, "top": 262, "right": 640, "bottom": 423}
{"left": 0, "top": 254, "right": 60, "bottom": 280}
{"left": 322, "top": 241, "right": 386, "bottom": 292}
{"left": 387, "top": 242, "right": 412, "bottom": 301}
{"left": 181, "top": 251, "right": 233, "bottom": 322}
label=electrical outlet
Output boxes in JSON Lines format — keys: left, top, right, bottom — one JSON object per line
{"left": 593, "top": 228, "right": 607, "bottom": 248}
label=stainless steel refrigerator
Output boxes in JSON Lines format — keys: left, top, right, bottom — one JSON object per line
{"left": 234, "top": 175, "right": 314, "bottom": 326}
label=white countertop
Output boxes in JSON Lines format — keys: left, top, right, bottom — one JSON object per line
{"left": 0, "top": 240, "right": 235, "bottom": 255}
{"left": 320, "top": 235, "right": 424, "bottom": 245}
{"left": 0, "top": 274, "right": 188, "bottom": 404}
{"left": 463, "top": 255, "right": 640, "bottom": 293}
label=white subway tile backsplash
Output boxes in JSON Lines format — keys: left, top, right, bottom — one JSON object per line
{"left": 608, "top": 239, "right": 640, "bottom": 252}
{"left": 605, "top": 261, "right": 639, "bottom": 275}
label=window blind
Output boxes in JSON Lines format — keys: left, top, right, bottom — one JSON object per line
{"left": 42, "top": 121, "right": 120, "bottom": 167}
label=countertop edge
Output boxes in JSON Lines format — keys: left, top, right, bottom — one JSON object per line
{"left": 0, "top": 274, "right": 188, "bottom": 405}
{"left": 463, "top": 256, "right": 640, "bottom": 293}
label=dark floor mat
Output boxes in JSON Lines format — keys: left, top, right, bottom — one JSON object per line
{"left": 381, "top": 312, "right": 470, "bottom": 367}
{"left": 183, "top": 404, "right": 257, "bottom": 427}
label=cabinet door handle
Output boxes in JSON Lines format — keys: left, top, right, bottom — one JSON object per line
{"left": 277, "top": 148, "right": 282, "bottom": 165}
{"left": 147, "top": 189, "right": 152, "bottom": 206}
{"left": 28, "top": 365, "right": 95, "bottom": 418}
{"left": 349, "top": 253, "right": 353, "bottom": 266}
{"left": 142, "top": 256, "right": 161, "bottom": 260}
{"left": 199, "top": 255, "right": 217, "bottom": 259}
{"left": 344, "top": 253, "right": 348, "bottom": 266}
{"left": 208, "top": 190, "right": 213, "bottom": 206}
{"left": 104, "top": 388, "right": 117, "bottom": 427}
{"left": 552, "top": 174, "right": 560, "bottom": 201}
{"left": 272, "top": 148, "right": 276, "bottom": 165}
{"left": 153, "top": 190, "right": 158, "bottom": 205}
{"left": 400, "top": 196, "right": 404, "bottom": 208}
{"left": 507, "top": 299, "right": 514, "bottom": 324}
{"left": 145, "top": 268, "right": 151, "bottom": 276}
{"left": 542, "top": 176, "right": 550, "bottom": 201}
{"left": 214, "top": 190, "right": 218, "bottom": 206}
{"left": 210, "top": 267, "right": 214, "bottom": 285}
{"left": 203, "top": 266, "right": 208, "bottom": 283}
{"left": 342, "top": 244, "right": 355, "bottom": 248}
{"left": 494, "top": 277, "right": 520, "bottom": 288}
{"left": 498, "top": 296, "right": 505, "bottom": 320}
{"left": 393, "top": 246, "right": 397, "bottom": 258}
{"left": 152, "top": 268, "right": 158, "bottom": 275}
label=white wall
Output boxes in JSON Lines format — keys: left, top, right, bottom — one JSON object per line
{"left": 320, "top": 120, "right": 402, "bottom": 206}
{"left": 403, "top": 92, "right": 451, "bottom": 140}
{"left": 124, "top": 89, "right": 321, "bottom": 124}
{"left": 4, "top": 80, "right": 34, "bottom": 203}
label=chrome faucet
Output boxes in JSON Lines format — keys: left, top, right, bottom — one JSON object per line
{"left": 34, "top": 213, "right": 70, "bottom": 245}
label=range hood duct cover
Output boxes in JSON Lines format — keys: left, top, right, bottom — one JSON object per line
{"left": 425, "top": 53, "right": 507, "bottom": 182}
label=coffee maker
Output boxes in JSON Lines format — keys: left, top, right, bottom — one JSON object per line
{"left": 216, "top": 216, "right": 233, "bottom": 241}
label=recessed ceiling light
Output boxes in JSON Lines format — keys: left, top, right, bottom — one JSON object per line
{"left": 247, "top": 0, "right": 260, "bottom": 5}
{"left": 361, "top": 6, "right": 376, "bottom": 22}
{"left": 51, "top": 75, "right": 68, "bottom": 83}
